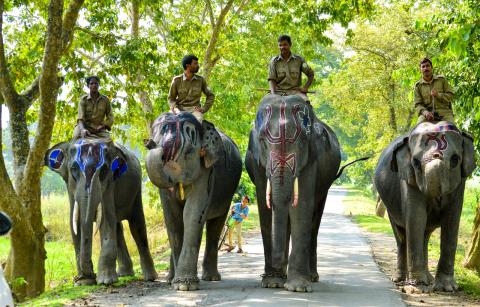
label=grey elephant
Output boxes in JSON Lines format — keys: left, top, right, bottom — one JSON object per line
{"left": 45, "top": 139, "right": 157, "bottom": 285}
{"left": 144, "top": 112, "right": 242, "bottom": 291}
{"left": 374, "top": 121, "right": 475, "bottom": 292}
{"left": 245, "top": 94, "right": 341, "bottom": 292}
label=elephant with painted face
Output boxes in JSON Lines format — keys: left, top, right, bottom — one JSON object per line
{"left": 245, "top": 94, "right": 341, "bottom": 292}
{"left": 144, "top": 112, "right": 242, "bottom": 291}
{"left": 45, "top": 139, "right": 157, "bottom": 285}
{"left": 374, "top": 121, "right": 476, "bottom": 292}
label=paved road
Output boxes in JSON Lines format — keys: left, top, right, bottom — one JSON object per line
{"left": 88, "top": 187, "right": 404, "bottom": 306}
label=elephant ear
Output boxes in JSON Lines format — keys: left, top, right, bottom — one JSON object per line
{"left": 44, "top": 142, "right": 69, "bottom": 180}
{"left": 201, "top": 120, "right": 224, "bottom": 168}
{"left": 0, "top": 211, "right": 12, "bottom": 236}
{"left": 111, "top": 145, "right": 129, "bottom": 180}
{"left": 391, "top": 137, "right": 416, "bottom": 185}
{"left": 461, "top": 132, "right": 476, "bottom": 178}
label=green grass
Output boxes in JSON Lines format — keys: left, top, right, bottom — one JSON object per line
{"left": 342, "top": 184, "right": 480, "bottom": 298}
{"left": 6, "top": 194, "right": 260, "bottom": 305}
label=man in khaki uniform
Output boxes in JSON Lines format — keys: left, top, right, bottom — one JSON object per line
{"left": 168, "top": 55, "right": 215, "bottom": 123}
{"left": 73, "top": 76, "right": 114, "bottom": 140}
{"left": 268, "top": 35, "right": 314, "bottom": 102}
{"left": 414, "top": 58, "right": 454, "bottom": 124}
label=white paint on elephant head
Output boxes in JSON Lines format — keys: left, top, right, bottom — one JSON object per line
{"left": 314, "top": 123, "right": 321, "bottom": 134}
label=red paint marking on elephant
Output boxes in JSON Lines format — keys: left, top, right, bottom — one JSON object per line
{"left": 425, "top": 133, "right": 448, "bottom": 151}
{"left": 161, "top": 117, "right": 182, "bottom": 163}
{"left": 264, "top": 101, "right": 301, "bottom": 183}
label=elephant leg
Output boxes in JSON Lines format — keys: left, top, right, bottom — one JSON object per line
{"left": 160, "top": 188, "right": 183, "bottom": 284}
{"left": 285, "top": 172, "right": 316, "bottom": 293}
{"left": 434, "top": 189, "right": 463, "bottom": 292}
{"left": 116, "top": 222, "right": 134, "bottom": 277}
{"left": 202, "top": 214, "right": 225, "bottom": 281}
{"left": 403, "top": 182, "right": 429, "bottom": 292}
{"left": 173, "top": 173, "right": 211, "bottom": 291}
{"left": 97, "top": 194, "right": 118, "bottom": 285}
{"left": 128, "top": 193, "right": 157, "bottom": 282}
{"left": 310, "top": 193, "right": 327, "bottom": 282}
{"left": 255, "top": 177, "right": 281, "bottom": 288}
{"left": 424, "top": 230, "right": 434, "bottom": 284}
{"left": 69, "top": 194, "right": 82, "bottom": 278}
{"left": 389, "top": 216, "right": 407, "bottom": 283}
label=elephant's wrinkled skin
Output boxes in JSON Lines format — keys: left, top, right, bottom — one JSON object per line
{"left": 374, "top": 121, "right": 476, "bottom": 292}
{"left": 145, "top": 112, "right": 242, "bottom": 291}
{"left": 45, "top": 140, "right": 157, "bottom": 285}
{"left": 245, "top": 94, "right": 341, "bottom": 292}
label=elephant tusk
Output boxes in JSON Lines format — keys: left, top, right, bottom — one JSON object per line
{"left": 292, "top": 177, "right": 299, "bottom": 208}
{"left": 94, "top": 203, "right": 102, "bottom": 236}
{"left": 178, "top": 182, "right": 185, "bottom": 200}
{"left": 73, "top": 201, "right": 79, "bottom": 236}
{"left": 266, "top": 178, "right": 271, "bottom": 209}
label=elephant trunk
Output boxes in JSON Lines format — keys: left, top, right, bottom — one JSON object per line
{"left": 424, "top": 159, "right": 444, "bottom": 197}
{"left": 79, "top": 173, "right": 102, "bottom": 277}
{"left": 270, "top": 175, "right": 294, "bottom": 272}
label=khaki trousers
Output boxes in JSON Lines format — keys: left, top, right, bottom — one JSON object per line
{"left": 227, "top": 221, "right": 243, "bottom": 249}
{"left": 174, "top": 107, "right": 203, "bottom": 123}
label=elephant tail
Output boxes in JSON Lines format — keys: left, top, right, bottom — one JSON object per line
{"left": 335, "top": 157, "right": 370, "bottom": 180}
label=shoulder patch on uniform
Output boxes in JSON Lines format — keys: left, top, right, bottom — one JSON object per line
{"left": 271, "top": 56, "right": 280, "bottom": 62}
{"left": 435, "top": 75, "right": 445, "bottom": 79}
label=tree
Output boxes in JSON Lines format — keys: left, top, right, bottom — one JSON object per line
{"left": 319, "top": 3, "right": 424, "bottom": 187}
{"left": 0, "top": 0, "right": 84, "bottom": 299}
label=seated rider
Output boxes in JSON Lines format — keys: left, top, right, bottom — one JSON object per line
{"left": 168, "top": 55, "right": 215, "bottom": 123}
{"left": 268, "top": 35, "right": 314, "bottom": 103}
{"left": 73, "top": 76, "right": 114, "bottom": 140}
{"left": 414, "top": 58, "right": 454, "bottom": 124}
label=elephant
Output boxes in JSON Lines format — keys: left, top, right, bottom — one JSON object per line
{"left": 245, "top": 94, "right": 341, "bottom": 292}
{"left": 144, "top": 112, "right": 242, "bottom": 291}
{"left": 374, "top": 121, "right": 476, "bottom": 292}
{"left": 45, "top": 139, "right": 158, "bottom": 285}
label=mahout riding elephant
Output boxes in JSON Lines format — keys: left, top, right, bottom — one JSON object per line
{"left": 245, "top": 94, "right": 341, "bottom": 292}
{"left": 45, "top": 139, "right": 157, "bottom": 285}
{"left": 374, "top": 121, "right": 475, "bottom": 292}
{"left": 144, "top": 112, "right": 242, "bottom": 291}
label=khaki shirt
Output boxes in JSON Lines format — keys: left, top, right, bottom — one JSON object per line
{"left": 414, "top": 75, "right": 454, "bottom": 116}
{"left": 268, "top": 54, "right": 314, "bottom": 91}
{"left": 168, "top": 73, "right": 215, "bottom": 113}
{"left": 77, "top": 94, "right": 114, "bottom": 130}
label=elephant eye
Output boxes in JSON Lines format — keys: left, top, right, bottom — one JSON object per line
{"left": 412, "top": 158, "right": 421, "bottom": 170}
{"left": 450, "top": 154, "right": 460, "bottom": 169}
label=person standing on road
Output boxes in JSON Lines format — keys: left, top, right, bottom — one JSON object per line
{"left": 227, "top": 196, "right": 250, "bottom": 253}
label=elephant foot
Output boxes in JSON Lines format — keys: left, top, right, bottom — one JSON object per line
{"left": 172, "top": 276, "right": 200, "bottom": 291}
{"left": 74, "top": 274, "right": 97, "bottom": 286}
{"left": 427, "top": 271, "right": 435, "bottom": 284}
{"left": 202, "top": 270, "right": 221, "bottom": 281}
{"left": 391, "top": 270, "right": 406, "bottom": 284}
{"left": 97, "top": 269, "right": 119, "bottom": 285}
{"left": 285, "top": 277, "right": 313, "bottom": 293}
{"left": 402, "top": 278, "right": 431, "bottom": 294}
{"left": 433, "top": 274, "right": 458, "bottom": 292}
{"left": 143, "top": 269, "right": 158, "bottom": 282}
{"left": 261, "top": 272, "right": 286, "bottom": 288}
{"left": 166, "top": 270, "right": 174, "bottom": 284}
{"left": 310, "top": 272, "right": 319, "bottom": 282}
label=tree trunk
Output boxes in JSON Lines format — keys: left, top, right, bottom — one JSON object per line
{"left": 131, "top": 0, "right": 154, "bottom": 135}
{"left": 0, "top": 0, "right": 84, "bottom": 300}
{"left": 464, "top": 202, "right": 480, "bottom": 269}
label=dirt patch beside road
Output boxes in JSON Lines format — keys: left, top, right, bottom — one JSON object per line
{"left": 362, "top": 229, "right": 479, "bottom": 306}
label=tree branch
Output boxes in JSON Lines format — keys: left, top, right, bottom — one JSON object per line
{"left": 203, "top": 0, "right": 235, "bottom": 81}
{"left": 205, "top": 0, "right": 216, "bottom": 29}
{"left": 226, "top": 0, "right": 249, "bottom": 24}
{"left": 0, "top": 0, "right": 19, "bottom": 105}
